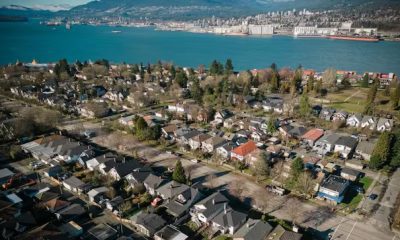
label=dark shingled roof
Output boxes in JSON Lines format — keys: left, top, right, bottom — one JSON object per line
{"left": 321, "top": 175, "right": 349, "bottom": 193}
{"left": 234, "top": 219, "right": 273, "bottom": 240}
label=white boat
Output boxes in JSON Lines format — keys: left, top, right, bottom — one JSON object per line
{"left": 111, "top": 30, "right": 121, "bottom": 33}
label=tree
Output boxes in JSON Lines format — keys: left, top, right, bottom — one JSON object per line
{"left": 253, "top": 152, "right": 270, "bottom": 181}
{"left": 172, "top": 160, "right": 187, "bottom": 184}
{"left": 267, "top": 117, "right": 277, "bottom": 134}
{"left": 361, "top": 74, "right": 369, "bottom": 88}
{"left": 291, "top": 157, "right": 304, "bottom": 179}
{"left": 390, "top": 83, "right": 400, "bottom": 110}
{"left": 270, "top": 72, "right": 279, "bottom": 93}
{"left": 369, "top": 132, "right": 393, "bottom": 170}
{"left": 135, "top": 117, "right": 148, "bottom": 132}
{"left": 170, "top": 65, "right": 176, "bottom": 79}
{"left": 322, "top": 68, "right": 337, "bottom": 87}
{"left": 175, "top": 71, "right": 188, "bottom": 88}
{"left": 225, "top": 59, "right": 234, "bottom": 75}
{"left": 307, "top": 75, "right": 315, "bottom": 93}
{"left": 190, "top": 77, "right": 203, "bottom": 103}
{"left": 119, "top": 201, "right": 132, "bottom": 216}
{"left": 295, "top": 172, "right": 315, "bottom": 198}
{"left": 364, "top": 79, "right": 379, "bottom": 115}
{"left": 299, "top": 92, "right": 311, "bottom": 118}
{"left": 210, "top": 60, "right": 223, "bottom": 76}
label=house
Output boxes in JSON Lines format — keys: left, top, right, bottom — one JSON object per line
{"left": 180, "top": 130, "right": 201, "bottom": 145}
{"left": 55, "top": 203, "right": 86, "bottom": 222}
{"left": 106, "top": 196, "right": 124, "bottom": 212}
{"left": 189, "top": 133, "right": 212, "bottom": 150}
{"left": 125, "top": 168, "right": 151, "bottom": 188}
{"left": 346, "top": 114, "right": 363, "bottom": 128}
{"left": 134, "top": 212, "right": 166, "bottom": 237}
{"left": 190, "top": 191, "right": 229, "bottom": 224}
{"left": 214, "top": 110, "right": 232, "bottom": 122}
{"left": 108, "top": 160, "right": 142, "bottom": 180}
{"left": 262, "top": 97, "right": 284, "bottom": 114}
{"left": 216, "top": 142, "right": 237, "bottom": 159}
{"left": 251, "top": 130, "right": 268, "bottom": 142}
{"left": 341, "top": 168, "right": 362, "bottom": 181}
{"left": 279, "top": 125, "right": 307, "bottom": 139}
{"left": 332, "top": 111, "right": 348, "bottom": 122}
{"left": 118, "top": 115, "right": 136, "bottom": 127}
{"left": 59, "top": 221, "right": 83, "bottom": 238}
{"left": 155, "top": 225, "right": 188, "bottom": 240}
{"left": 333, "top": 136, "right": 358, "bottom": 159}
{"left": 211, "top": 207, "right": 247, "bottom": 235}
{"left": 162, "top": 124, "right": 178, "bottom": 140}
{"left": 0, "top": 168, "right": 15, "bottom": 184}
{"left": 345, "top": 159, "right": 364, "bottom": 170}
{"left": 86, "top": 152, "right": 118, "bottom": 170}
{"left": 266, "top": 225, "right": 303, "bottom": 240}
{"left": 164, "top": 186, "right": 203, "bottom": 218}
{"left": 86, "top": 223, "right": 118, "bottom": 240}
{"left": 320, "top": 108, "right": 335, "bottom": 121}
{"left": 202, "top": 136, "right": 227, "bottom": 153}
{"left": 156, "top": 181, "right": 190, "bottom": 200}
{"left": 317, "top": 175, "right": 350, "bottom": 204}
{"left": 62, "top": 176, "right": 90, "bottom": 194}
{"left": 313, "top": 133, "right": 341, "bottom": 155}
{"left": 42, "top": 198, "right": 71, "bottom": 213}
{"left": 360, "top": 116, "right": 377, "bottom": 130}
{"left": 301, "top": 128, "right": 324, "bottom": 147}
{"left": 233, "top": 219, "right": 273, "bottom": 240}
{"left": 355, "top": 141, "right": 376, "bottom": 161}
{"left": 377, "top": 118, "right": 394, "bottom": 132}
{"left": 43, "top": 165, "right": 63, "bottom": 178}
{"left": 87, "top": 186, "right": 109, "bottom": 203}
{"left": 231, "top": 140, "right": 258, "bottom": 162}
{"left": 144, "top": 173, "right": 166, "bottom": 195}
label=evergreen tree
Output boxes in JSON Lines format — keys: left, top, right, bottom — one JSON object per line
{"left": 172, "top": 160, "right": 187, "bottom": 184}
{"left": 307, "top": 75, "right": 315, "bottom": 93}
{"left": 175, "top": 71, "right": 188, "bottom": 88}
{"left": 225, "top": 59, "right": 234, "bottom": 75}
{"left": 270, "top": 63, "right": 277, "bottom": 72}
{"left": 361, "top": 74, "right": 369, "bottom": 88}
{"left": 135, "top": 117, "right": 148, "bottom": 132}
{"left": 253, "top": 152, "right": 270, "bottom": 181}
{"left": 291, "top": 157, "right": 304, "bottom": 178}
{"left": 190, "top": 77, "right": 203, "bottom": 103}
{"left": 390, "top": 83, "right": 400, "bottom": 110}
{"left": 270, "top": 72, "right": 279, "bottom": 93}
{"left": 170, "top": 65, "right": 176, "bottom": 79}
{"left": 363, "top": 79, "right": 378, "bottom": 115}
{"left": 267, "top": 117, "right": 277, "bottom": 134}
{"left": 299, "top": 92, "right": 311, "bottom": 118}
{"left": 314, "top": 79, "right": 322, "bottom": 96}
{"left": 210, "top": 60, "right": 219, "bottom": 75}
{"left": 369, "top": 132, "right": 393, "bottom": 170}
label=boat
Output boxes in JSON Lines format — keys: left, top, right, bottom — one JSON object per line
{"left": 66, "top": 22, "right": 71, "bottom": 30}
{"left": 111, "top": 30, "right": 122, "bottom": 33}
{"left": 327, "top": 35, "right": 380, "bottom": 42}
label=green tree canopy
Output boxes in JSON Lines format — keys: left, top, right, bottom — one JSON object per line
{"left": 369, "top": 132, "right": 393, "bottom": 170}
{"left": 225, "top": 59, "right": 234, "bottom": 75}
{"left": 299, "top": 92, "right": 311, "bottom": 118}
{"left": 172, "top": 160, "right": 187, "bottom": 184}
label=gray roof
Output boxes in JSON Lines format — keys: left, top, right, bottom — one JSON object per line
{"left": 181, "top": 130, "right": 201, "bottom": 140}
{"left": 194, "top": 192, "right": 229, "bottom": 219}
{"left": 212, "top": 207, "right": 247, "bottom": 228}
{"left": 144, "top": 173, "right": 165, "bottom": 189}
{"left": 165, "top": 187, "right": 203, "bottom": 217}
{"left": 87, "top": 223, "right": 118, "bottom": 240}
{"left": 341, "top": 168, "right": 362, "bottom": 177}
{"left": 317, "top": 133, "right": 341, "bottom": 145}
{"left": 135, "top": 213, "right": 166, "bottom": 234}
{"left": 88, "top": 187, "right": 109, "bottom": 198}
{"left": 335, "top": 136, "right": 358, "bottom": 149}
{"left": 0, "top": 168, "right": 14, "bottom": 178}
{"left": 377, "top": 118, "right": 394, "bottom": 128}
{"left": 157, "top": 181, "right": 190, "bottom": 200}
{"left": 63, "top": 176, "right": 85, "bottom": 188}
{"left": 56, "top": 203, "right": 86, "bottom": 217}
{"left": 155, "top": 225, "right": 188, "bottom": 240}
{"left": 321, "top": 175, "right": 349, "bottom": 193}
{"left": 234, "top": 219, "right": 273, "bottom": 240}
{"left": 356, "top": 141, "right": 376, "bottom": 155}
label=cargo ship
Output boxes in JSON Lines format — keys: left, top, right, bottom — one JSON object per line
{"left": 327, "top": 35, "right": 380, "bottom": 42}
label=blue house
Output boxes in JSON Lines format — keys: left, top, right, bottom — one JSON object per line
{"left": 317, "top": 175, "right": 350, "bottom": 204}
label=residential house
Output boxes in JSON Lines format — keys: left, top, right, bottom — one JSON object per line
{"left": 341, "top": 168, "right": 362, "bottom": 181}
{"left": 0, "top": 168, "right": 15, "bottom": 184}
{"left": 180, "top": 130, "right": 201, "bottom": 145}
{"left": 214, "top": 110, "right": 232, "bottom": 122}
{"left": 189, "top": 133, "right": 212, "bottom": 150}
{"left": 108, "top": 160, "right": 142, "bottom": 180}
{"left": 161, "top": 124, "right": 178, "bottom": 140}
{"left": 377, "top": 118, "right": 394, "bottom": 132}
{"left": 119, "top": 115, "right": 136, "bottom": 128}
{"left": 233, "top": 219, "right": 273, "bottom": 240}
{"left": 333, "top": 136, "right": 358, "bottom": 159}
{"left": 262, "top": 97, "right": 284, "bottom": 114}
{"left": 42, "top": 198, "right": 71, "bottom": 213}
{"left": 346, "top": 114, "right": 363, "bottom": 128}
{"left": 156, "top": 181, "right": 190, "bottom": 200}
{"left": 43, "top": 165, "right": 63, "bottom": 178}
{"left": 62, "top": 176, "right": 90, "bottom": 194}
{"left": 155, "top": 225, "right": 188, "bottom": 240}
{"left": 320, "top": 108, "right": 336, "bottom": 121}
{"left": 265, "top": 225, "right": 303, "bottom": 240}
{"left": 202, "top": 136, "right": 227, "bottom": 153}
{"left": 317, "top": 175, "right": 350, "bottom": 204}
{"left": 190, "top": 191, "right": 229, "bottom": 224}
{"left": 86, "top": 223, "right": 118, "bottom": 240}
{"left": 301, "top": 128, "right": 324, "bottom": 147}
{"left": 231, "top": 140, "right": 258, "bottom": 162}
{"left": 55, "top": 204, "right": 86, "bottom": 222}
{"left": 279, "top": 125, "right": 307, "bottom": 139}
{"left": 332, "top": 111, "right": 348, "bottom": 122}
{"left": 360, "top": 116, "right": 378, "bottom": 130}
{"left": 87, "top": 186, "right": 109, "bottom": 203}
{"left": 86, "top": 152, "right": 118, "bottom": 170}
{"left": 355, "top": 141, "right": 376, "bottom": 161}
{"left": 211, "top": 207, "right": 247, "bottom": 235}
{"left": 313, "top": 133, "right": 341, "bottom": 155}
{"left": 144, "top": 173, "right": 166, "bottom": 195}
{"left": 105, "top": 196, "right": 124, "bottom": 212}
{"left": 125, "top": 168, "right": 151, "bottom": 188}
{"left": 164, "top": 186, "right": 203, "bottom": 218}
{"left": 134, "top": 212, "right": 167, "bottom": 237}
{"left": 251, "top": 131, "right": 268, "bottom": 142}
{"left": 216, "top": 142, "right": 237, "bottom": 159}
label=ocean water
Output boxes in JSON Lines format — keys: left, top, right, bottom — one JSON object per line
{"left": 1, "top": 20, "right": 400, "bottom": 74}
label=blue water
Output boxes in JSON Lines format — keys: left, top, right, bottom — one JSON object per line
{"left": 1, "top": 20, "right": 400, "bottom": 74}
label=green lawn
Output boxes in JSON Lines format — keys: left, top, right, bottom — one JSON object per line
{"left": 359, "top": 176, "right": 373, "bottom": 191}
{"left": 340, "top": 194, "right": 363, "bottom": 212}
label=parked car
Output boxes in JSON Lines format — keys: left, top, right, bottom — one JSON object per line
{"left": 266, "top": 185, "right": 286, "bottom": 196}
{"left": 191, "top": 159, "right": 200, "bottom": 163}
{"left": 368, "top": 194, "right": 378, "bottom": 200}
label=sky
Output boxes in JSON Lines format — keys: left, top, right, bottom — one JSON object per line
{"left": 0, "top": 0, "right": 91, "bottom": 7}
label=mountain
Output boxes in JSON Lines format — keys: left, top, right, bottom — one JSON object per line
{"left": 0, "top": 5, "right": 56, "bottom": 18}
{"left": 65, "top": 0, "right": 400, "bottom": 20}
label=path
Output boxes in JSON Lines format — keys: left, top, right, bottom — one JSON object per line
{"left": 344, "top": 90, "right": 361, "bottom": 102}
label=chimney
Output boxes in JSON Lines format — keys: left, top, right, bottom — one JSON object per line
{"left": 123, "top": 157, "right": 126, "bottom": 163}
{"left": 224, "top": 203, "right": 227, "bottom": 214}
{"left": 114, "top": 158, "right": 116, "bottom": 163}
{"left": 212, "top": 199, "right": 215, "bottom": 205}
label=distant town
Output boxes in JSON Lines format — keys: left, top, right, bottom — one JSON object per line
{"left": 0, "top": 58, "right": 400, "bottom": 240}
{"left": 43, "top": 8, "right": 400, "bottom": 41}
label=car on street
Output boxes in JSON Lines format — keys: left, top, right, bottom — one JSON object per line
{"left": 368, "top": 194, "right": 378, "bottom": 200}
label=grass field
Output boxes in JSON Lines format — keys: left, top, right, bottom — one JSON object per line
{"left": 360, "top": 176, "right": 374, "bottom": 192}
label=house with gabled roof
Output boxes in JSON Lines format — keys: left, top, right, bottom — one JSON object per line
{"left": 231, "top": 140, "right": 258, "bottom": 162}
{"left": 190, "top": 191, "right": 229, "bottom": 224}
{"left": 189, "top": 133, "right": 212, "bottom": 150}
{"left": 333, "top": 136, "right": 358, "bottom": 159}
{"left": 360, "top": 116, "right": 378, "bottom": 130}
{"left": 313, "top": 133, "right": 341, "bottom": 155}
{"left": 211, "top": 206, "right": 247, "bottom": 235}
{"left": 317, "top": 175, "right": 350, "bottom": 204}
{"left": 233, "top": 219, "right": 273, "bottom": 240}
{"left": 355, "top": 141, "right": 376, "bottom": 161}
{"left": 377, "top": 118, "right": 394, "bottom": 132}
{"left": 301, "top": 128, "right": 324, "bottom": 147}
{"left": 202, "top": 136, "right": 227, "bottom": 153}
{"left": 144, "top": 173, "right": 166, "bottom": 196}
{"left": 346, "top": 114, "right": 363, "bottom": 128}
{"left": 164, "top": 186, "right": 203, "bottom": 218}
{"left": 216, "top": 142, "right": 237, "bottom": 159}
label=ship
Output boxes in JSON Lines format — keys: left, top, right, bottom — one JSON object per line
{"left": 327, "top": 35, "right": 380, "bottom": 42}
{"left": 66, "top": 22, "right": 71, "bottom": 30}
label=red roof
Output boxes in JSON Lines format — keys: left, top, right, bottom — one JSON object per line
{"left": 232, "top": 140, "right": 257, "bottom": 157}
{"left": 302, "top": 128, "right": 324, "bottom": 141}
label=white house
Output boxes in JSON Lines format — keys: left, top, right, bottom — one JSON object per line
{"left": 346, "top": 114, "right": 362, "bottom": 128}
{"left": 377, "top": 118, "right": 394, "bottom": 132}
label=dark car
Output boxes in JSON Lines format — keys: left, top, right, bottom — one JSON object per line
{"left": 368, "top": 194, "right": 378, "bottom": 200}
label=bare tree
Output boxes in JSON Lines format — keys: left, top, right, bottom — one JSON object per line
{"left": 206, "top": 172, "right": 218, "bottom": 189}
{"left": 229, "top": 179, "right": 244, "bottom": 200}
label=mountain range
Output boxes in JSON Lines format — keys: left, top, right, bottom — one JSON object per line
{"left": 1, "top": 0, "right": 400, "bottom": 20}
